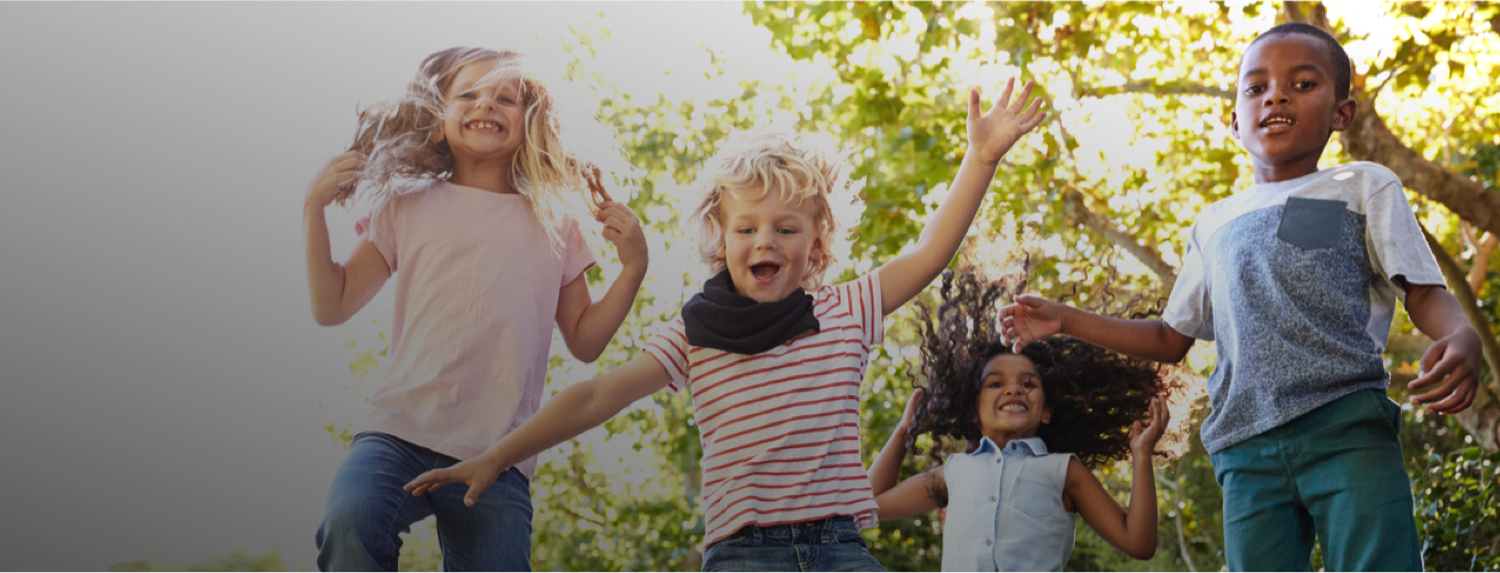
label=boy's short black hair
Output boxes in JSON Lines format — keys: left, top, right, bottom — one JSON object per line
{"left": 1247, "top": 22, "right": 1353, "bottom": 101}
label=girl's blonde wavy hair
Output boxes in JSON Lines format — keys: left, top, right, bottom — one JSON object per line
{"left": 688, "top": 131, "right": 855, "bottom": 291}
{"left": 340, "top": 47, "right": 613, "bottom": 252}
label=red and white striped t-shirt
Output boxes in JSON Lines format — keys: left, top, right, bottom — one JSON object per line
{"left": 643, "top": 273, "right": 885, "bottom": 545}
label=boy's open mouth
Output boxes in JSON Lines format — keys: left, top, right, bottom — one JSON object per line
{"left": 999, "top": 399, "right": 1029, "bottom": 413}
{"left": 1259, "top": 115, "right": 1295, "bottom": 133}
{"left": 750, "top": 263, "right": 781, "bottom": 280}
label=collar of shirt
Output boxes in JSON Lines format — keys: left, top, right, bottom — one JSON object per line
{"left": 968, "top": 435, "right": 1050, "bottom": 457}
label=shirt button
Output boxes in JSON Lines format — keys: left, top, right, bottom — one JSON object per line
{"left": 985, "top": 539, "right": 993, "bottom": 545}
{"left": 990, "top": 495, "right": 997, "bottom": 502}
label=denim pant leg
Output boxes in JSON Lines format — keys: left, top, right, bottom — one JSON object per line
{"left": 808, "top": 520, "right": 885, "bottom": 572}
{"left": 1294, "top": 391, "right": 1422, "bottom": 572}
{"left": 429, "top": 466, "right": 534, "bottom": 572}
{"left": 316, "top": 432, "right": 436, "bottom": 571}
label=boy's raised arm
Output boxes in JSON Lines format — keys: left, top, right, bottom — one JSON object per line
{"left": 404, "top": 353, "right": 673, "bottom": 506}
{"left": 1000, "top": 295, "right": 1196, "bottom": 364}
{"left": 878, "top": 79, "right": 1045, "bottom": 316}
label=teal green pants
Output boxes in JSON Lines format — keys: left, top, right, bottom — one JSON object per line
{"left": 1210, "top": 389, "right": 1422, "bottom": 571}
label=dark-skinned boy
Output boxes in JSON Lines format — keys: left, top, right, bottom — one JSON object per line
{"left": 999, "top": 23, "right": 1481, "bottom": 571}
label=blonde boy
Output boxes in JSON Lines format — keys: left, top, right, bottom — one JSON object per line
{"left": 404, "top": 80, "right": 1045, "bottom": 571}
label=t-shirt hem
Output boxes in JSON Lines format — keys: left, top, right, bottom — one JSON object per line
{"left": 1201, "top": 382, "right": 1390, "bottom": 454}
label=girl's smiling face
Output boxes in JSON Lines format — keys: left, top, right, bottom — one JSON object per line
{"left": 438, "top": 59, "right": 526, "bottom": 164}
{"left": 974, "top": 353, "right": 1052, "bottom": 441}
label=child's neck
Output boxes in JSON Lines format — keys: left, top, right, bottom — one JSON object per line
{"left": 1250, "top": 151, "right": 1324, "bottom": 184}
{"left": 450, "top": 155, "right": 518, "bottom": 195}
{"left": 981, "top": 428, "right": 1038, "bottom": 449}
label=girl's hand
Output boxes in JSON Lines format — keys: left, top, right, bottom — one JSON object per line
{"left": 597, "top": 201, "right": 648, "bottom": 273}
{"left": 403, "top": 456, "right": 504, "bottom": 507}
{"left": 966, "top": 78, "right": 1047, "bottom": 166}
{"left": 899, "top": 388, "right": 926, "bottom": 432}
{"left": 1129, "top": 396, "right": 1169, "bottom": 456}
{"left": 1409, "top": 326, "right": 1481, "bottom": 415}
{"left": 998, "top": 294, "right": 1065, "bottom": 351}
{"left": 306, "top": 152, "right": 364, "bottom": 210}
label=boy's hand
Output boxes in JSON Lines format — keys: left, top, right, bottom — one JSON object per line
{"left": 1409, "top": 326, "right": 1482, "bottom": 415}
{"left": 403, "top": 456, "right": 505, "bottom": 507}
{"left": 597, "top": 201, "right": 649, "bottom": 274}
{"left": 306, "top": 152, "right": 364, "bottom": 210}
{"left": 966, "top": 78, "right": 1046, "bottom": 166}
{"left": 998, "top": 294, "right": 1065, "bottom": 351}
{"left": 1130, "top": 396, "right": 1169, "bottom": 456}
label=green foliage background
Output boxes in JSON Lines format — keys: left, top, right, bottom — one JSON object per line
{"left": 124, "top": 2, "right": 1498, "bottom": 571}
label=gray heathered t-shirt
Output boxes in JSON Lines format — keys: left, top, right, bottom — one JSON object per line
{"left": 1163, "top": 162, "right": 1445, "bottom": 454}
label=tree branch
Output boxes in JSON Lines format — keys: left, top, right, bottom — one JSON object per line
{"left": 1060, "top": 188, "right": 1179, "bottom": 285}
{"left": 1342, "top": 104, "right": 1500, "bottom": 239}
{"left": 1077, "top": 81, "right": 1232, "bottom": 101}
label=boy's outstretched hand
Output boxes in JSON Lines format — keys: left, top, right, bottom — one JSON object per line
{"left": 1129, "top": 396, "right": 1170, "bottom": 456}
{"left": 1409, "top": 326, "right": 1481, "bottom": 415}
{"left": 404, "top": 456, "right": 505, "bottom": 507}
{"left": 967, "top": 78, "right": 1046, "bottom": 166}
{"left": 998, "top": 294, "right": 1066, "bottom": 351}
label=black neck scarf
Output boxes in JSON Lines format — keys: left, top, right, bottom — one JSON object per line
{"left": 682, "top": 270, "right": 820, "bottom": 355}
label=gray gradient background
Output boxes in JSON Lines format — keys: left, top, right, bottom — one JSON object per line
{"left": 0, "top": 3, "right": 786, "bottom": 570}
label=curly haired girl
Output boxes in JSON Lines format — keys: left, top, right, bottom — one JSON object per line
{"left": 869, "top": 266, "right": 1176, "bottom": 571}
{"left": 303, "top": 47, "right": 647, "bottom": 571}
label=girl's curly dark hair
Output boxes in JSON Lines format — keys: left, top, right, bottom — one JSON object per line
{"left": 906, "top": 265, "right": 1179, "bottom": 470}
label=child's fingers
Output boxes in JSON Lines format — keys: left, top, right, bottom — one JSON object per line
{"left": 968, "top": 87, "right": 981, "bottom": 118}
{"left": 1008, "top": 80, "right": 1035, "bottom": 114}
{"left": 995, "top": 78, "right": 1016, "bottom": 111}
{"left": 1422, "top": 372, "right": 1475, "bottom": 413}
{"left": 1408, "top": 349, "right": 1459, "bottom": 392}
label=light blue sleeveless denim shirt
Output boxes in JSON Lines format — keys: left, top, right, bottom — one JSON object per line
{"left": 941, "top": 436, "right": 1076, "bottom": 572}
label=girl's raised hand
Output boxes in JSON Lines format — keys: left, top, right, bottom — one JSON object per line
{"left": 966, "top": 78, "right": 1047, "bottom": 166}
{"left": 306, "top": 152, "right": 364, "bottom": 210}
{"left": 596, "top": 201, "right": 649, "bottom": 273}
{"left": 1129, "top": 396, "right": 1169, "bottom": 455}
{"left": 403, "top": 456, "right": 504, "bottom": 507}
{"left": 899, "top": 388, "right": 926, "bottom": 431}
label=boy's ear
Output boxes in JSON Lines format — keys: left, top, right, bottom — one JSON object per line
{"left": 1229, "top": 110, "right": 1242, "bottom": 142}
{"left": 1330, "top": 98, "right": 1358, "bottom": 132}
{"left": 1041, "top": 405, "right": 1053, "bottom": 425}
{"left": 809, "top": 237, "right": 825, "bottom": 262}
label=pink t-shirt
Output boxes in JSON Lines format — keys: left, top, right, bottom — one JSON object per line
{"left": 643, "top": 273, "right": 885, "bottom": 545}
{"left": 355, "top": 180, "right": 595, "bottom": 478}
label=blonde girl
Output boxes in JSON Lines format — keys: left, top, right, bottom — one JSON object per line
{"left": 303, "top": 47, "right": 647, "bottom": 571}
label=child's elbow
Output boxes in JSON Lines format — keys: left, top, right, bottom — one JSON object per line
{"left": 312, "top": 307, "right": 348, "bottom": 327}
{"left": 1127, "top": 545, "right": 1156, "bottom": 560}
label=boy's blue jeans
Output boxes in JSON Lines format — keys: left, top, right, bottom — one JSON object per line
{"left": 1210, "top": 389, "right": 1422, "bottom": 571}
{"left": 316, "top": 432, "right": 533, "bottom": 571}
{"left": 702, "top": 515, "right": 885, "bottom": 572}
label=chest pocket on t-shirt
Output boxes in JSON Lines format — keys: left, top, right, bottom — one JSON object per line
{"left": 1277, "top": 197, "right": 1348, "bottom": 250}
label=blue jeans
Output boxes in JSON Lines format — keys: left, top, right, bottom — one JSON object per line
{"left": 1211, "top": 390, "right": 1421, "bottom": 571}
{"left": 316, "top": 432, "right": 533, "bottom": 571}
{"left": 702, "top": 515, "right": 886, "bottom": 572}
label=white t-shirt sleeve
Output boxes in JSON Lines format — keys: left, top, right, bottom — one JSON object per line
{"left": 1162, "top": 222, "right": 1214, "bottom": 341}
{"left": 1364, "top": 181, "right": 1445, "bottom": 297}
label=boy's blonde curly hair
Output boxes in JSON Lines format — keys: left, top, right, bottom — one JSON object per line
{"left": 341, "top": 47, "right": 614, "bottom": 252}
{"left": 688, "top": 131, "right": 857, "bottom": 290}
